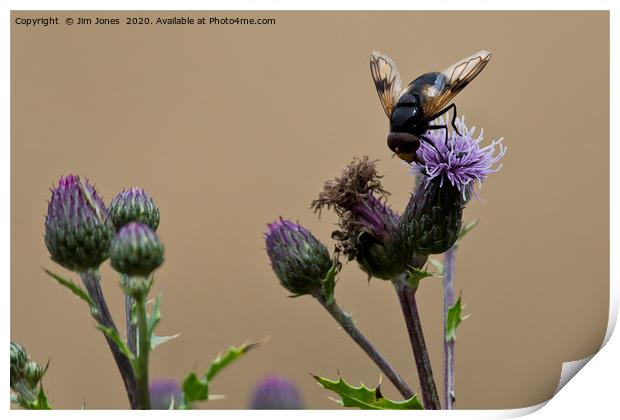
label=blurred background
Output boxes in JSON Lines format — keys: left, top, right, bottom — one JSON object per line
{"left": 11, "top": 11, "right": 609, "bottom": 409}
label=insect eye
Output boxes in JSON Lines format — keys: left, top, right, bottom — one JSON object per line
{"left": 387, "top": 133, "right": 420, "bottom": 154}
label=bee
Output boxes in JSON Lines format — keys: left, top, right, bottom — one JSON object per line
{"left": 370, "top": 50, "right": 492, "bottom": 163}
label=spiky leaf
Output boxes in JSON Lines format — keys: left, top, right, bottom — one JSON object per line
{"left": 321, "top": 264, "right": 338, "bottom": 305}
{"left": 428, "top": 258, "right": 445, "bottom": 276}
{"left": 313, "top": 375, "right": 423, "bottom": 410}
{"left": 151, "top": 333, "right": 180, "bottom": 350}
{"left": 182, "top": 372, "right": 209, "bottom": 404}
{"left": 457, "top": 219, "right": 479, "bottom": 242}
{"left": 43, "top": 269, "right": 96, "bottom": 315}
{"left": 446, "top": 296, "right": 467, "bottom": 341}
{"left": 205, "top": 341, "right": 261, "bottom": 382}
{"left": 147, "top": 292, "right": 162, "bottom": 334}
{"left": 96, "top": 324, "right": 135, "bottom": 365}
{"left": 31, "top": 387, "right": 51, "bottom": 410}
{"left": 406, "top": 267, "right": 434, "bottom": 289}
{"left": 180, "top": 340, "right": 261, "bottom": 407}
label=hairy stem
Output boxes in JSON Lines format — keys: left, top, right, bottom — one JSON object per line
{"left": 394, "top": 274, "right": 441, "bottom": 410}
{"left": 443, "top": 246, "right": 457, "bottom": 409}
{"left": 124, "top": 292, "right": 137, "bottom": 356}
{"left": 313, "top": 292, "right": 414, "bottom": 400}
{"left": 134, "top": 295, "right": 151, "bottom": 409}
{"left": 79, "top": 269, "right": 138, "bottom": 409}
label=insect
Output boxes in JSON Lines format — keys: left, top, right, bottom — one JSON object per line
{"left": 370, "top": 50, "right": 492, "bottom": 163}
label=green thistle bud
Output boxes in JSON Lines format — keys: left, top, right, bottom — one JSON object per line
{"left": 44, "top": 174, "right": 115, "bottom": 272}
{"left": 24, "top": 361, "right": 44, "bottom": 387}
{"left": 10, "top": 342, "right": 28, "bottom": 388}
{"left": 110, "top": 222, "right": 164, "bottom": 279}
{"left": 10, "top": 341, "right": 45, "bottom": 392}
{"left": 398, "top": 177, "right": 464, "bottom": 256}
{"left": 265, "top": 219, "right": 332, "bottom": 296}
{"left": 109, "top": 187, "right": 160, "bottom": 231}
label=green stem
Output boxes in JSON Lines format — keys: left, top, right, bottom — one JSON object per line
{"left": 313, "top": 292, "right": 415, "bottom": 399}
{"left": 124, "top": 290, "right": 137, "bottom": 356}
{"left": 135, "top": 296, "right": 151, "bottom": 409}
{"left": 443, "top": 246, "right": 457, "bottom": 409}
{"left": 79, "top": 269, "right": 138, "bottom": 409}
{"left": 393, "top": 272, "right": 441, "bottom": 410}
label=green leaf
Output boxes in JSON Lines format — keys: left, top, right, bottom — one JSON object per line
{"left": 457, "top": 219, "right": 479, "bottom": 242}
{"left": 180, "top": 340, "right": 262, "bottom": 407}
{"left": 43, "top": 269, "right": 96, "bottom": 315}
{"left": 406, "top": 267, "right": 434, "bottom": 289}
{"left": 205, "top": 341, "right": 261, "bottom": 382}
{"left": 147, "top": 293, "right": 162, "bottom": 334}
{"left": 321, "top": 263, "right": 338, "bottom": 305}
{"left": 95, "top": 324, "right": 135, "bottom": 365}
{"left": 182, "top": 372, "right": 209, "bottom": 404}
{"left": 31, "top": 387, "right": 52, "bottom": 410}
{"left": 313, "top": 375, "right": 423, "bottom": 410}
{"left": 151, "top": 333, "right": 180, "bottom": 350}
{"left": 446, "top": 296, "right": 468, "bottom": 341}
{"left": 428, "top": 258, "right": 445, "bottom": 276}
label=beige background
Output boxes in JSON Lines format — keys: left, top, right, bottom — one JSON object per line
{"left": 11, "top": 11, "right": 609, "bottom": 409}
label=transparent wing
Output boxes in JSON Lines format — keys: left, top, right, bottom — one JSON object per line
{"left": 369, "top": 51, "right": 403, "bottom": 118}
{"left": 421, "top": 50, "right": 492, "bottom": 119}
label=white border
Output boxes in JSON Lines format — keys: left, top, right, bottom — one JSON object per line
{"left": 3, "top": 1, "right": 616, "bottom": 419}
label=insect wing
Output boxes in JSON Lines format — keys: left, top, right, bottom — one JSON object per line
{"left": 369, "top": 51, "right": 403, "bottom": 118}
{"left": 421, "top": 50, "right": 492, "bottom": 119}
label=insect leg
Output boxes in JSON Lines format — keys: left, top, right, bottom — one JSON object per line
{"left": 429, "top": 103, "right": 461, "bottom": 136}
{"left": 427, "top": 124, "right": 450, "bottom": 145}
{"left": 418, "top": 134, "right": 442, "bottom": 156}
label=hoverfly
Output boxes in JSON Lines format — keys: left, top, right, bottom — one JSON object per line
{"left": 370, "top": 50, "right": 492, "bottom": 163}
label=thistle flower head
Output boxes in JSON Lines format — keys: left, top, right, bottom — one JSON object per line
{"left": 311, "top": 156, "right": 407, "bottom": 279}
{"left": 10, "top": 341, "right": 46, "bottom": 400}
{"left": 413, "top": 116, "right": 506, "bottom": 200}
{"left": 149, "top": 379, "right": 182, "bottom": 410}
{"left": 44, "top": 174, "right": 114, "bottom": 272}
{"left": 110, "top": 222, "right": 164, "bottom": 281}
{"left": 249, "top": 375, "right": 304, "bottom": 409}
{"left": 398, "top": 117, "right": 505, "bottom": 256}
{"left": 265, "top": 218, "right": 332, "bottom": 296}
{"left": 110, "top": 187, "right": 160, "bottom": 231}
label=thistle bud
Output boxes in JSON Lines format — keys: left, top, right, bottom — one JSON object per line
{"left": 44, "top": 174, "right": 115, "bottom": 272}
{"left": 10, "top": 342, "right": 44, "bottom": 391}
{"left": 109, "top": 187, "right": 160, "bottom": 231}
{"left": 10, "top": 342, "right": 28, "bottom": 388}
{"left": 398, "top": 178, "right": 464, "bottom": 256}
{"left": 265, "top": 219, "right": 332, "bottom": 296}
{"left": 149, "top": 379, "right": 182, "bottom": 409}
{"left": 249, "top": 375, "right": 304, "bottom": 409}
{"left": 110, "top": 222, "right": 164, "bottom": 280}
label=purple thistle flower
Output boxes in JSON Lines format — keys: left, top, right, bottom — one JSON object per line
{"left": 398, "top": 116, "right": 506, "bottom": 256}
{"left": 149, "top": 379, "right": 182, "bottom": 410}
{"left": 413, "top": 116, "right": 506, "bottom": 200}
{"left": 109, "top": 187, "right": 160, "bottom": 231}
{"left": 265, "top": 218, "right": 332, "bottom": 296}
{"left": 249, "top": 375, "right": 304, "bottom": 409}
{"left": 351, "top": 194, "right": 400, "bottom": 239}
{"left": 44, "top": 174, "right": 114, "bottom": 272}
{"left": 110, "top": 222, "right": 164, "bottom": 280}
